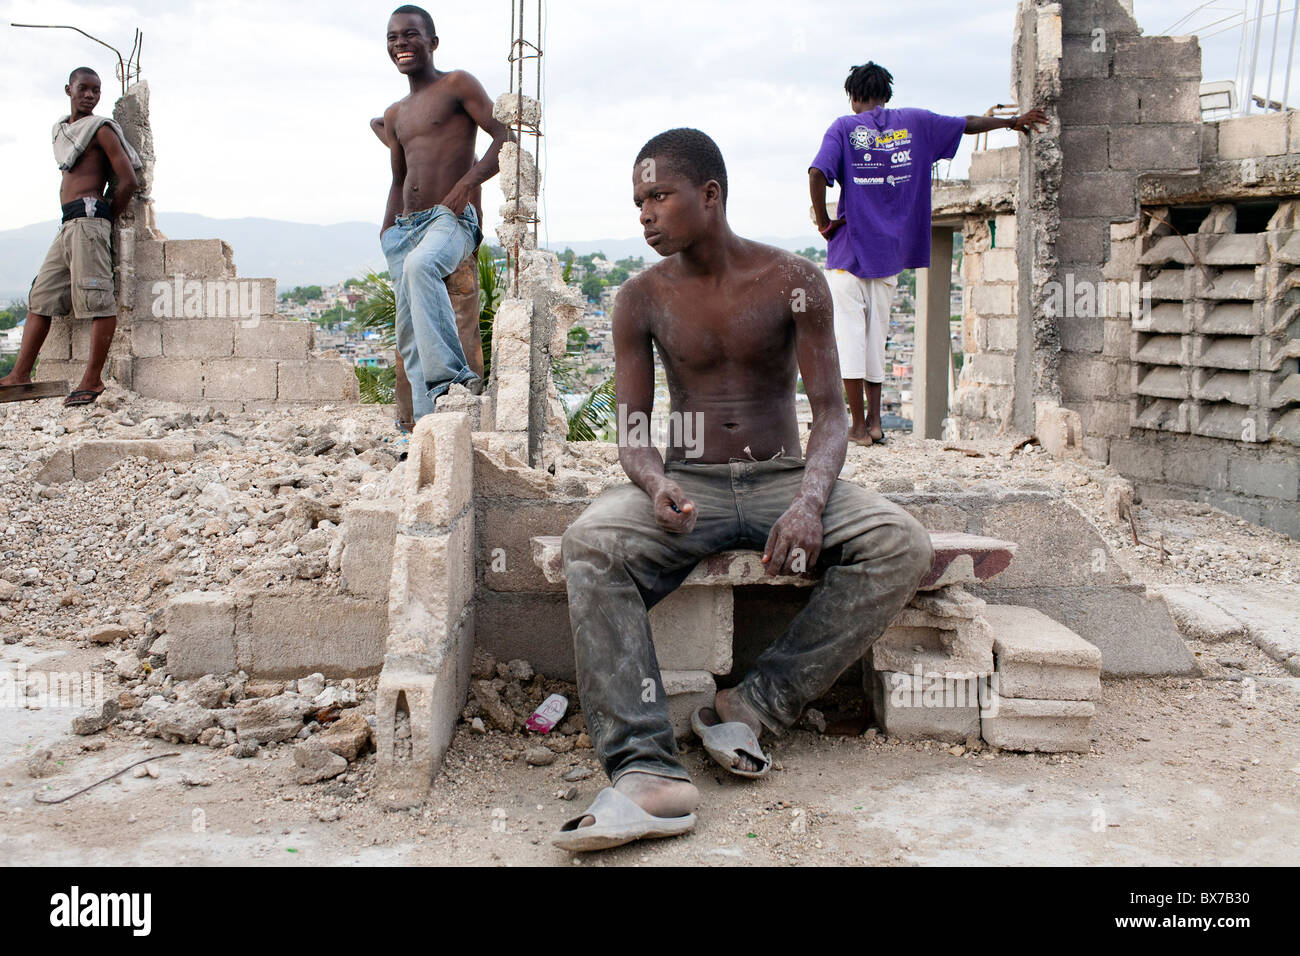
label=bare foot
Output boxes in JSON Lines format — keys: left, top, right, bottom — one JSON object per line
{"left": 575, "top": 771, "right": 699, "bottom": 829}
{"left": 848, "top": 425, "right": 874, "bottom": 447}
{"left": 713, "top": 687, "right": 766, "bottom": 773}
{"left": 0, "top": 373, "right": 33, "bottom": 388}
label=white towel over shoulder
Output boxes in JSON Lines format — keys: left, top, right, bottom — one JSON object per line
{"left": 52, "top": 114, "right": 143, "bottom": 173}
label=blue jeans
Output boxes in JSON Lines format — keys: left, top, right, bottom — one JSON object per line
{"left": 382, "top": 204, "right": 483, "bottom": 419}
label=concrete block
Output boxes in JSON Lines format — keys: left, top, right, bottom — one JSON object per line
{"left": 981, "top": 316, "right": 1016, "bottom": 352}
{"left": 1155, "top": 586, "right": 1248, "bottom": 642}
{"left": 973, "top": 585, "right": 1197, "bottom": 677}
{"left": 482, "top": 500, "right": 590, "bottom": 592}
{"left": 32, "top": 360, "right": 80, "bottom": 385}
{"left": 1059, "top": 354, "right": 1116, "bottom": 399}
{"left": 163, "top": 239, "right": 235, "bottom": 279}
{"left": 873, "top": 611, "right": 994, "bottom": 679}
{"left": 131, "top": 321, "right": 162, "bottom": 357}
{"left": 400, "top": 412, "right": 473, "bottom": 528}
{"left": 161, "top": 319, "right": 235, "bottom": 358}
{"left": 1109, "top": 437, "right": 1166, "bottom": 481}
{"left": 1061, "top": 127, "right": 1110, "bottom": 174}
{"left": 1136, "top": 80, "right": 1202, "bottom": 124}
{"left": 71, "top": 437, "right": 195, "bottom": 481}
{"left": 1060, "top": 316, "right": 1104, "bottom": 353}
{"left": 966, "top": 352, "right": 1015, "bottom": 386}
{"left": 498, "top": 142, "right": 539, "bottom": 201}
{"left": 1057, "top": 219, "right": 1108, "bottom": 263}
{"left": 34, "top": 449, "right": 74, "bottom": 485}
{"left": 245, "top": 591, "right": 386, "bottom": 677}
{"left": 662, "top": 670, "right": 716, "bottom": 739}
{"left": 1108, "top": 124, "right": 1199, "bottom": 171}
{"left": 135, "top": 239, "right": 164, "bottom": 279}
{"left": 1061, "top": 36, "right": 1109, "bottom": 80}
{"left": 973, "top": 283, "right": 1015, "bottom": 316}
{"left": 40, "top": 318, "right": 72, "bottom": 360}
{"left": 202, "top": 358, "right": 278, "bottom": 401}
{"left": 1112, "top": 36, "right": 1201, "bottom": 78}
{"left": 1060, "top": 172, "right": 1135, "bottom": 219}
{"left": 1059, "top": 80, "right": 1140, "bottom": 127}
{"left": 1035, "top": 401, "right": 1084, "bottom": 457}
{"left": 303, "top": 359, "right": 360, "bottom": 402}
{"left": 976, "top": 497, "right": 1129, "bottom": 588}
{"left": 476, "top": 592, "right": 575, "bottom": 679}
{"left": 340, "top": 499, "right": 400, "bottom": 598}
{"left": 472, "top": 440, "right": 552, "bottom": 498}
{"left": 970, "top": 148, "right": 1016, "bottom": 182}
{"left": 234, "top": 319, "right": 313, "bottom": 358}
{"left": 1087, "top": 399, "right": 1132, "bottom": 438}
{"left": 982, "top": 248, "right": 1019, "bottom": 282}
{"left": 1259, "top": 498, "right": 1300, "bottom": 538}
{"left": 386, "top": 521, "right": 474, "bottom": 661}
{"left": 980, "top": 695, "right": 1095, "bottom": 752}
{"left": 650, "top": 586, "right": 733, "bottom": 675}
{"left": 983, "top": 604, "right": 1102, "bottom": 700}
{"left": 867, "top": 669, "right": 981, "bottom": 742}
{"left": 374, "top": 661, "right": 461, "bottom": 810}
{"left": 1218, "top": 113, "right": 1289, "bottom": 159}
{"left": 1228, "top": 453, "right": 1299, "bottom": 500}
{"left": 132, "top": 357, "right": 204, "bottom": 401}
{"left": 167, "top": 591, "right": 237, "bottom": 678}
{"left": 994, "top": 214, "right": 1017, "bottom": 249}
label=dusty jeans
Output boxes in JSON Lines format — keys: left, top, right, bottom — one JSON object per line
{"left": 561, "top": 456, "right": 934, "bottom": 784}
{"left": 381, "top": 204, "right": 482, "bottom": 420}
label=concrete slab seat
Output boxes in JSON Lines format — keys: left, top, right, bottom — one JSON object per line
{"left": 530, "top": 530, "right": 1103, "bottom": 752}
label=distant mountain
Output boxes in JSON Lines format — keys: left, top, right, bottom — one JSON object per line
{"left": 0, "top": 213, "right": 824, "bottom": 303}
{"left": 543, "top": 235, "right": 823, "bottom": 261}
{"left": 0, "top": 213, "right": 387, "bottom": 302}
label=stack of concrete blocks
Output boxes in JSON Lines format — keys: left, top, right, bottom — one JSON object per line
{"left": 489, "top": 93, "right": 585, "bottom": 467}
{"left": 370, "top": 412, "right": 477, "bottom": 809}
{"left": 32, "top": 81, "right": 358, "bottom": 410}
{"left": 979, "top": 604, "right": 1102, "bottom": 752}
{"left": 952, "top": 202, "right": 1020, "bottom": 436}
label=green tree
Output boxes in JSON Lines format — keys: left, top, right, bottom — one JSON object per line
{"left": 605, "top": 267, "right": 630, "bottom": 285}
{"left": 567, "top": 325, "right": 590, "bottom": 353}
{"left": 0, "top": 298, "right": 27, "bottom": 331}
{"left": 281, "top": 285, "right": 323, "bottom": 305}
{"left": 581, "top": 275, "right": 605, "bottom": 302}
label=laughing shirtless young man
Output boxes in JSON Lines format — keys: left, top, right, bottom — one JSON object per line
{"left": 1, "top": 67, "right": 139, "bottom": 406}
{"left": 380, "top": 4, "right": 511, "bottom": 421}
{"left": 553, "top": 128, "right": 933, "bottom": 852}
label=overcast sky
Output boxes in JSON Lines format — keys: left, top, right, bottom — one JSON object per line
{"left": 0, "top": 0, "right": 1288, "bottom": 243}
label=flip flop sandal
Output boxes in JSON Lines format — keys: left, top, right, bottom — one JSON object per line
{"left": 63, "top": 389, "right": 104, "bottom": 407}
{"left": 552, "top": 787, "right": 696, "bottom": 852}
{"left": 691, "top": 706, "right": 772, "bottom": 778}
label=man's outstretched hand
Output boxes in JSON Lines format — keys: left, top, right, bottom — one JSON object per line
{"left": 651, "top": 478, "right": 697, "bottom": 535}
{"left": 1012, "top": 108, "right": 1050, "bottom": 135}
{"left": 762, "top": 497, "right": 823, "bottom": 576}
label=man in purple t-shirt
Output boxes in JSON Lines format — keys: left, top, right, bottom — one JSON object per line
{"left": 809, "top": 62, "right": 1046, "bottom": 446}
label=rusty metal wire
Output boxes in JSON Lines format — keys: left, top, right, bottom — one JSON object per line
{"left": 11, "top": 23, "right": 144, "bottom": 97}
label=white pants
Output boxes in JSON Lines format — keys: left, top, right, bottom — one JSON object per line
{"left": 827, "top": 270, "right": 898, "bottom": 383}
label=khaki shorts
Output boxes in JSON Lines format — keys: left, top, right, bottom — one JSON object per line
{"left": 827, "top": 269, "right": 898, "bottom": 383}
{"left": 28, "top": 218, "right": 116, "bottom": 319}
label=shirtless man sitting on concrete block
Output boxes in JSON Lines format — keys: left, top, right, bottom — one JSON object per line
{"left": 553, "top": 128, "right": 933, "bottom": 852}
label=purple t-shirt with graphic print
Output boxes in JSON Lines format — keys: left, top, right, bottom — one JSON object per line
{"left": 811, "top": 107, "right": 966, "bottom": 279}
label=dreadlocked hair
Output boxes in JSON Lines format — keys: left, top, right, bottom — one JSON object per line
{"left": 844, "top": 62, "right": 893, "bottom": 104}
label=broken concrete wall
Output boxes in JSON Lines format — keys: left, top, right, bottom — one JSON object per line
{"left": 33, "top": 81, "right": 359, "bottom": 411}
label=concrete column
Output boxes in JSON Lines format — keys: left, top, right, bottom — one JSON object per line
{"left": 915, "top": 226, "right": 954, "bottom": 439}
